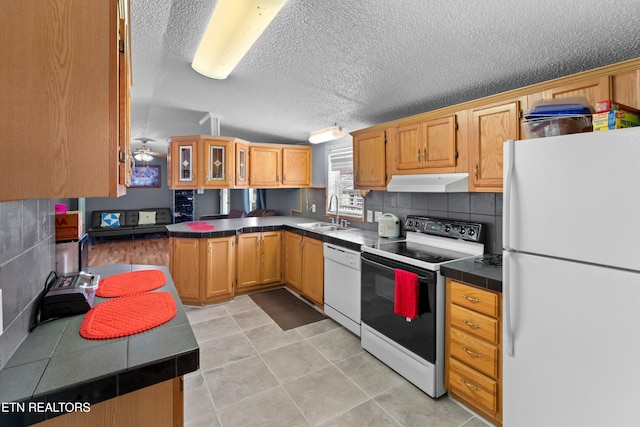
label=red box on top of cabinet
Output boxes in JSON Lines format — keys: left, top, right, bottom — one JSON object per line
{"left": 595, "top": 100, "right": 640, "bottom": 115}
{"left": 55, "top": 211, "right": 83, "bottom": 241}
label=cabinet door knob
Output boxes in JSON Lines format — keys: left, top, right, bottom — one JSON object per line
{"left": 423, "top": 147, "right": 426, "bottom": 162}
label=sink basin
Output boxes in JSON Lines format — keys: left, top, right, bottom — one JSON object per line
{"left": 297, "top": 222, "right": 352, "bottom": 232}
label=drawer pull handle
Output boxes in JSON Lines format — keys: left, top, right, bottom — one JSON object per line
{"left": 463, "top": 295, "right": 481, "bottom": 303}
{"left": 461, "top": 379, "right": 479, "bottom": 391}
{"left": 462, "top": 347, "right": 481, "bottom": 358}
{"left": 462, "top": 319, "right": 481, "bottom": 329}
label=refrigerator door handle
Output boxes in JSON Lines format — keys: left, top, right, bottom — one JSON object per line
{"left": 504, "top": 250, "right": 514, "bottom": 356}
{"left": 503, "top": 139, "right": 515, "bottom": 251}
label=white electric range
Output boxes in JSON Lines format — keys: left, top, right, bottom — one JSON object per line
{"left": 360, "top": 215, "right": 484, "bottom": 398}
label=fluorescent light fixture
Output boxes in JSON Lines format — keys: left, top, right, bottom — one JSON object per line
{"left": 308, "top": 125, "right": 345, "bottom": 144}
{"left": 192, "top": 0, "right": 289, "bottom": 80}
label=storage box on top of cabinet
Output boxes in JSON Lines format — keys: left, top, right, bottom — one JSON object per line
{"left": 55, "top": 211, "right": 84, "bottom": 242}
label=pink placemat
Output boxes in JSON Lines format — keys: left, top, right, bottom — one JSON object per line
{"left": 186, "top": 222, "right": 216, "bottom": 231}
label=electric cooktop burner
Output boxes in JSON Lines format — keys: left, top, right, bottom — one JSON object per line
{"left": 363, "top": 216, "right": 486, "bottom": 270}
{"left": 372, "top": 241, "right": 456, "bottom": 263}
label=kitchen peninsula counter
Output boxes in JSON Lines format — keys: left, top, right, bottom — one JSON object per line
{"left": 440, "top": 256, "right": 503, "bottom": 293}
{"left": 166, "top": 215, "right": 396, "bottom": 251}
{"left": 0, "top": 265, "right": 199, "bottom": 427}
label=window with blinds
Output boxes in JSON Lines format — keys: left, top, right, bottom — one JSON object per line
{"left": 326, "top": 145, "right": 364, "bottom": 219}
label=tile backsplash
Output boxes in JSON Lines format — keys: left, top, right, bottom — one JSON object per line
{"left": 0, "top": 200, "right": 55, "bottom": 368}
{"left": 298, "top": 189, "right": 503, "bottom": 254}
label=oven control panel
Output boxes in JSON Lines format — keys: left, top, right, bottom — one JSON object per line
{"left": 404, "top": 216, "right": 483, "bottom": 242}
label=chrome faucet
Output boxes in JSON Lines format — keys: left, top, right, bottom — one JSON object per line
{"left": 328, "top": 194, "right": 340, "bottom": 224}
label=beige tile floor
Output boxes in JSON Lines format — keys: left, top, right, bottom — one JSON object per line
{"left": 183, "top": 291, "right": 491, "bottom": 427}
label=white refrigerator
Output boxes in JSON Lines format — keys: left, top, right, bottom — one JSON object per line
{"left": 502, "top": 127, "right": 640, "bottom": 427}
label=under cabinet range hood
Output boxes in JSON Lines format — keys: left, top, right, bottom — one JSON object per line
{"left": 386, "top": 173, "right": 469, "bottom": 192}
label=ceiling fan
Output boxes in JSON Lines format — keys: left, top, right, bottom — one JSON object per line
{"left": 132, "top": 137, "right": 167, "bottom": 162}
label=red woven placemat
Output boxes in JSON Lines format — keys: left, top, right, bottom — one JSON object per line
{"left": 96, "top": 269, "right": 166, "bottom": 298}
{"left": 186, "top": 221, "right": 216, "bottom": 231}
{"left": 80, "top": 292, "right": 176, "bottom": 340}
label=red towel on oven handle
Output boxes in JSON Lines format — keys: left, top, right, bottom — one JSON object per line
{"left": 394, "top": 269, "right": 419, "bottom": 320}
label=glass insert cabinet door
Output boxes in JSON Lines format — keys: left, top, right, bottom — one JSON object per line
{"left": 235, "top": 142, "right": 249, "bottom": 187}
{"left": 208, "top": 145, "right": 225, "bottom": 181}
{"left": 203, "top": 139, "right": 231, "bottom": 187}
{"left": 179, "top": 146, "right": 193, "bottom": 182}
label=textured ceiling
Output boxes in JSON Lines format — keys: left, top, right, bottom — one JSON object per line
{"left": 129, "top": 0, "right": 640, "bottom": 153}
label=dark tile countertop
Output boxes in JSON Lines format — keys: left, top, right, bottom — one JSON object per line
{"left": 166, "top": 216, "right": 401, "bottom": 252}
{"left": 440, "top": 256, "right": 503, "bottom": 293}
{"left": 0, "top": 264, "right": 199, "bottom": 426}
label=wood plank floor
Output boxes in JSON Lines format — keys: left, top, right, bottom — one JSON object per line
{"left": 88, "top": 237, "right": 170, "bottom": 267}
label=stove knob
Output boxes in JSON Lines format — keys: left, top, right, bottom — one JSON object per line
{"left": 459, "top": 227, "right": 466, "bottom": 234}
{"left": 407, "top": 219, "right": 413, "bottom": 228}
{"left": 444, "top": 225, "right": 451, "bottom": 232}
{"left": 468, "top": 229, "right": 476, "bottom": 236}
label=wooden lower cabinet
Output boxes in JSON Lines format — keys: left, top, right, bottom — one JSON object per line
{"left": 170, "top": 238, "right": 200, "bottom": 301}
{"left": 283, "top": 231, "right": 303, "bottom": 291}
{"left": 236, "top": 231, "right": 281, "bottom": 292}
{"left": 170, "top": 237, "right": 235, "bottom": 305}
{"left": 445, "top": 278, "right": 502, "bottom": 426}
{"left": 300, "top": 237, "right": 324, "bottom": 305}
{"left": 283, "top": 232, "right": 324, "bottom": 306}
{"left": 34, "top": 377, "right": 183, "bottom": 427}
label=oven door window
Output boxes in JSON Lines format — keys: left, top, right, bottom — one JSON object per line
{"left": 361, "top": 252, "right": 437, "bottom": 364}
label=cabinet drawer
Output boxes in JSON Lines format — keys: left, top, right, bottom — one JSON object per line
{"left": 450, "top": 304, "right": 499, "bottom": 344}
{"left": 450, "top": 280, "right": 499, "bottom": 317}
{"left": 449, "top": 327, "right": 499, "bottom": 379}
{"left": 448, "top": 357, "right": 498, "bottom": 415}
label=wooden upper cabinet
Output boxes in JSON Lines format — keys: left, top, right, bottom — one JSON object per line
{"left": 249, "top": 145, "right": 311, "bottom": 188}
{"left": 542, "top": 75, "right": 611, "bottom": 108}
{"left": 396, "top": 123, "right": 422, "bottom": 170}
{"left": 395, "top": 116, "right": 457, "bottom": 173}
{"left": 282, "top": 147, "right": 312, "bottom": 187}
{"left": 235, "top": 141, "right": 250, "bottom": 187}
{"left": 118, "top": 12, "right": 132, "bottom": 188}
{"left": 353, "top": 129, "right": 387, "bottom": 189}
{"left": 168, "top": 138, "right": 311, "bottom": 189}
{"left": 201, "top": 138, "right": 234, "bottom": 188}
{"left": 469, "top": 100, "right": 520, "bottom": 192}
{"left": 612, "top": 68, "right": 640, "bottom": 109}
{"left": 0, "top": 0, "right": 130, "bottom": 201}
{"left": 168, "top": 137, "right": 199, "bottom": 189}
{"left": 167, "top": 135, "right": 236, "bottom": 189}
{"left": 249, "top": 146, "right": 281, "bottom": 187}
{"left": 423, "top": 115, "right": 457, "bottom": 169}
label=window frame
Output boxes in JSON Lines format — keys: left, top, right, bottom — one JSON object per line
{"left": 325, "top": 143, "right": 364, "bottom": 221}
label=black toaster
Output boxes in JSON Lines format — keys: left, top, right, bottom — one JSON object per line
{"left": 39, "top": 272, "right": 100, "bottom": 321}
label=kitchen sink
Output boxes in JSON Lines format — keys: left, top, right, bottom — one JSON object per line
{"left": 296, "top": 222, "right": 353, "bottom": 232}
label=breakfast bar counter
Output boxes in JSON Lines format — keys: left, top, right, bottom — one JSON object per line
{"left": 165, "top": 215, "right": 395, "bottom": 251}
{"left": 0, "top": 265, "right": 199, "bottom": 427}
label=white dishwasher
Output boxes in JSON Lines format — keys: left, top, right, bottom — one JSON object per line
{"left": 323, "top": 242, "right": 361, "bottom": 336}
